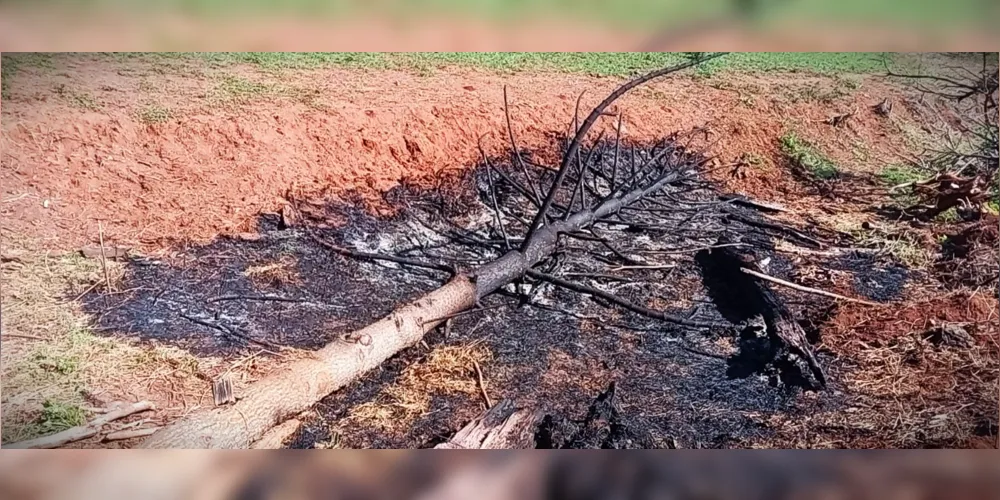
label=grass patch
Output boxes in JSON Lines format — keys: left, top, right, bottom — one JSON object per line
{"left": 1, "top": 53, "right": 55, "bottom": 100}
{"left": 935, "top": 207, "right": 962, "bottom": 223}
{"left": 52, "top": 83, "right": 101, "bottom": 111}
{"left": 780, "top": 131, "right": 839, "bottom": 180}
{"left": 0, "top": 249, "right": 209, "bottom": 444}
{"left": 848, "top": 222, "right": 932, "bottom": 268}
{"left": 35, "top": 400, "right": 87, "bottom": 433}
{"left": 878, "top": 164, "right": 924, "bottom": 186}
{"left": 137, "top": 104, "right": 172, "bottom": 124}
{"left": 108, "top": 52, "right": 909, "bottom": 78}
{"left": 878, "top": 164, "right": 927, "bottom": 206}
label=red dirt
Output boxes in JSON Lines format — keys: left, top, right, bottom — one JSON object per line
{"left": 1, "top": 57, "right": 935, "bottom": 253}
{"left": 830, "top": 291, "right": 999, "bottom": 347}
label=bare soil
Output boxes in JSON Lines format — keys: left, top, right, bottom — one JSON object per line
{"left": 1, "top": 55, "right": 996, "bottom": 448}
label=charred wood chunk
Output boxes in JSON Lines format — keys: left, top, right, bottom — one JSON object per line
{"left": 695, "top": 243, "right": 826, "bottom": 390}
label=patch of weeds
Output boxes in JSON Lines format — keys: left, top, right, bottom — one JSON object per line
{"left": 33, "top": 351, "right": 79, "bottom": 376}
{"left": 834, "top": 74, "right": 863, "bottom": 91}
{"left": 210, "top": 75, "right": 282, "bottom": 104}
{"left": 935, "top": 207, "right": 962, "bottom": 223}
{"left": 53, "top": 83, "right": 101, "bottom": 111}
{"left": 2, "top": 53, "right": 54, "bottom": 100}
{"left": 0, "top": 251, "right": 208, "bottom": 444}
{"left": 137, "top": 104, "right": 172, "bottom": 125}
{"left": 851, "top": 141, "right": 872, "bottom": 163}
{"left": 878, "top": 164, "right": 924, "bottom": 186}
{"left": 35, "top": 400, "right": 87, "bottom": 434}
{"left": 850, "top": 224, "right": 931, "bottom": 268}
{"left": 878, "top": 164, "right": 926, "bottom": 206}
{"left": 791, "top": 82, "right": 848, "bottom": 104}
{"left": 985, "top": 199, "right": 1000, "bottom": 215}
{"left": 780, "top": 131, "right": 839, "bottom": 180}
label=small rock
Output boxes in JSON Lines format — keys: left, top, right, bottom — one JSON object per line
{"left": 924, "top": 324, "right": 973, "bottom": 348}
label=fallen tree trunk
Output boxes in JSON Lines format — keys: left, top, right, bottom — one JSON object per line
{"left": 140, "top": 55, "right": 725, "bottom": 448}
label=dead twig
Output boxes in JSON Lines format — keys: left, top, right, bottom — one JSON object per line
{"left": 739, "top": 268, "right": 884, "bottom": 307}
{"left": 472, "top": 360, "right": 493, "bottom": 409}
{"left": 6, "top": 401, "right": 154, "bottom": 449}
{"left": 179, "top": 313, "right": 282, "bottom": 353}
{"left": 0, "top": 333, "right": 50, "bottom": 341}
{"left": 526, "top": 270, "right": 723, "bottom": 329}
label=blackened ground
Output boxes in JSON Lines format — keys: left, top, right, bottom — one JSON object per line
{"left": 79, "top": 140, "right": 922, "bottom": 449}
{"left": 831, "top": 252, "right": 910, "bottom": 302}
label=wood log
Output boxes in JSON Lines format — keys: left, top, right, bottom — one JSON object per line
{"left": 695, "top": 243, "right": 826, "bottom": 390}
{"left": 435, "top": 400, "right": 542, "bottom": 449}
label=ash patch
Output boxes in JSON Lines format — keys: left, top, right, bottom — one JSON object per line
{"left": 831, "top": 253, "right": 909, "bottom": 302}
{"left": 80, "top": 228, "right": 443, "bottom": 357}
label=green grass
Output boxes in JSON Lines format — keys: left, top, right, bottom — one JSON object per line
{"left": 53, "top": 84, "right": 102, "bottom": 111}
{"left": 36, "top": 400, "right": 87, "bottom": 433}
{"left": 935, "top": 207, "right": 961, "bottom": 223}
{"left": 878, "top": 164, "right": 925, "bottom": 186}
{"left": 1, "top": 53, "right": 55, "bottom": 100}
{"left": 780, "top": 131, "right": 839, "bottom": 180}
{"left": 108, "top": 52, "right": 908, "bottom": 78}
{"left": 5, "top": 52, "right": 934, "bottom": 82}
{"left": 137, "top": 103, "right": 173, "bottom": 124}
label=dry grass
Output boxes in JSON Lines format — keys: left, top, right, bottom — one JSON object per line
{"left": 814, "top": 291, "right": 998, "bottom": 448}
{"left": 243, "top": 255, "right": 301, "bottom": 287}
{"left": 0, "top": 249, "right": 251, "bottom": 446}
{"left": 343, "top": 343, "right": 492, "bottom": 435}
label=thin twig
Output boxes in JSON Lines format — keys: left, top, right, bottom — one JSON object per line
{"left": 520, "top": 53, "right": 727, "bottom": 251}
{"left": 739, "top": 268, "right": 885, "bottom": 306}
{"left": 526, "top": 270, "right": 723, "bottom": 329}
{"left": 180, "top": 313, "right": 282, "bottom": 352}
{"left": 421, "top": 304, "right": 504, "bottom": 326}
{"left": 302, "top": 217, "right": 455, "bottom": 275}
{"left": 98, "top": 220, "right": 113, "bottom": 312}
{"left": 472, "top": 360, "right": 493, "bottom": 409}
{"left": 609, "top": 264, "right": 676, "bottom": 272}
{"left": 0, "top": 333, "right": 50, "bottom": 341}
{"left": 206, "top": 294, "right": 333, "bottom": 305}
{"left": 482, "top": 148, "right": 512, "bottom": 251}
{"left": 503, "top": 85, "right": 543, "bottom": 206}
